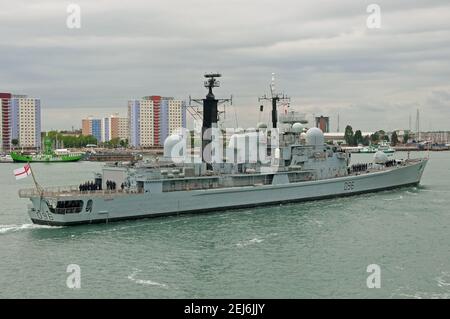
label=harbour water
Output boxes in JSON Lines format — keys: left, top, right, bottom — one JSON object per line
{"left": 0, "top": 152, "right": 449, "bottom": 298}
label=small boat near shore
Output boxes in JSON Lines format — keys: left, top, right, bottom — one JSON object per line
{"left": 0, "top": 154, "right": 13, "bottom": 163}
{"left": 10, "top": 138, "right": 84, "bottom": 163}
{"left": 360, "top": 141, "right": 395, "bottom": 154}
{"left": 10, "top": 151, "right": 84, "bottom": 163}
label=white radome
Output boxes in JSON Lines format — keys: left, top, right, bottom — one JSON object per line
{"left": 306, "top": 127, "right": 324, "bottom": 146}
{"left": 164, "top": 134, "right": 183, "bottom": 158}
{"left": 292, "top": 122, "right": 304, "bottom": 133}
{"left": 257, "top": 122, "right": 268, "bottom": 130}
{"left": 374, "top": 151, "right": 388, "bottom": 164}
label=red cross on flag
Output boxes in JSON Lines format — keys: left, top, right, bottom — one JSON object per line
{"left": 14, "top": 164, "right": 31, "bottom": 180}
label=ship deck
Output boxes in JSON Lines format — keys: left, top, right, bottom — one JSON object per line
{"left": 18, "top": 159, "right": 425, "bottom": 199}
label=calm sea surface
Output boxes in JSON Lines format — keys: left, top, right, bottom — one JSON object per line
{"left": 0, "top": 152, "right": 449, "bottom": 298}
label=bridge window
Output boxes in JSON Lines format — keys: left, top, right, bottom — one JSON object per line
{"left": 55, "top": 200, "right": 84, "bottom": 214}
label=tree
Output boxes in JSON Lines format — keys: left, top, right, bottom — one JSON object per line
{"left": 383, "top": 135, "right": 390, "bottom": 142}
{"left": 344, "top": 125, "right": 354, "bottom": 146}
{"left": 119, "top": 139, "right": 128, "bottom": 148}
{"left": 403, "top": 132, "right": 410, "bottom": 144}
{"left": 108, "top": 137, "right": 121, "bottom": 148}
{"left": 362, "top": 136, "right": 370, "bottom": 146}
{"left": 370, "top": 132, "right": 380, "bottom": 144}
{"left": 391, "top": 131, "right": 399, "bottom": 146}
{"left": 354, "top": 130, "right": 363, "bottom": 145}
{"left": 11, "top": 138, "right": 19, "bottom": 149}
{"left": 47, "top": 132, "right": 97, "bottom": 148}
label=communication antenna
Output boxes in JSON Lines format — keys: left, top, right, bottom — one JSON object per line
{"left": 409, "top": 113, "right": 411, "bottom": 131}
{"left": 416, "top": 108, "right": 420, "bottom": 141}
{"left": 270, "top": 73, "right": 275, "bottom": 96}
{"left": 337, "top": 113, "right": 340, "bottom": 132}
{"left": 189, "top": 74, "right": 232, "bottom": 125}
{"left": 258, "top": 73, "right": 290, "bottom": 128}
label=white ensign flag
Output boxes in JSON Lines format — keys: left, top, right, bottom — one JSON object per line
{"left": 14, "top": 164, "right": 31, "bottom": 180}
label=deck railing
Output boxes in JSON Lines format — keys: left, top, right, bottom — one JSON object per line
{"left": 18, "top": 185, "right": 133, "bottom": 198}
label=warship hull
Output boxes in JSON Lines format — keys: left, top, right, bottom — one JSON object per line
{"left": 22, "top": 159, "right": 427, "bottom": 226}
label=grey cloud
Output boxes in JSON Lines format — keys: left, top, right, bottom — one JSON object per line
{"left": 0, "top": 0, "right": 449, "bottom": 131}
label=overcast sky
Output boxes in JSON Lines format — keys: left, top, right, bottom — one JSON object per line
{"left": 1, "top": 0, "right": 449, "bottom": 132}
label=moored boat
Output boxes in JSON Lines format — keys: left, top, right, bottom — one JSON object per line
{"left": 11, "top": 138, "right": 84, "bottom": 163}
{"left": 360, "top": 141, "right": 395, "bottom": 154}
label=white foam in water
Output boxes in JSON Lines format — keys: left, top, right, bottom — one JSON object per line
{"left": 391, "top": 288, "right": 450, "bottom": 299}
{"left": 436, "top": 272, "right": 450, "bottom": 288}
{"left": 127, "top": 269, "right": 168, "bottom": 288}
{"left": 382, "top": 195, "right": 403, "bottom": 201}
{"left": 399, "top": 292, "right": 450, "bottom": 299}
{"left": 236, "top": 237, "right": 264, "bottom": 247}
{"left": 0, "top": 224, "right": 61, "bottom": 235}
{"left": 421, "top": 189, "right": 450, "bottom": 193}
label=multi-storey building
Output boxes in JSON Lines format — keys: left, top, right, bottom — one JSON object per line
{"left": 102, "top": 116, "right": 110, "bottom": 142}
{"left": 128, "top": 101, "right": 140, "bottom": 147}
{"left": 160, "top": 98, "right": 186, "bottom": 143}
{"left": 115, "top": 116, "right": 129, "bottom": 141}
{"left": 0, "top": 93, "right": 12, "bottom": 151}
{"left": 143, "top": 96, "right": 161, "bottom": 146}
{"left": 128, "top": 96, "right": 186, "bottom": 148}
{"left": 13, "top": 97, "right": 41, "bottom": 148}
{"left": 102, "top": 113, "right": 129, "bottom": 142}
{"left": 128, "top": 99, "right": 155, "bottom": 147}
{"left": 315, "top": 116, "right": 330, "bottom": 133}
{"left": 0, "top": 93, "right": 41, "bottom": 151}
{"left": 81, "top": 117, "right": 102, "bottom": 142}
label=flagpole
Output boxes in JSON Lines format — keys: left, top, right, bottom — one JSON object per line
{"left": 28, "top": 162, "right": 43, "bottom": 195}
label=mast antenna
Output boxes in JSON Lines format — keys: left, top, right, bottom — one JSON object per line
{"left": 259, "top": 73, "right": 290, "bottom": 128}
{"left": 189, "top": 73, "right": 232, "bottom": 166}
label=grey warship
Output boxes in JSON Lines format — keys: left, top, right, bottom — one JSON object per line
{"left": 19, "top": 74, "right": 428, "bottom": 226}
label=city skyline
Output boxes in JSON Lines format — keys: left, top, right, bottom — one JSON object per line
{"left": 1, "top": 0, "right": 449, "bottom": 132}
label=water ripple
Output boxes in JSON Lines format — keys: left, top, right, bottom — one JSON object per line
{"left": 127, "top": 268, "right": 168, "bottom": 288}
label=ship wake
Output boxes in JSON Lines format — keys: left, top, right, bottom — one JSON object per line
{"left": 0, "top": 223, "right": 61, "bottom": 235}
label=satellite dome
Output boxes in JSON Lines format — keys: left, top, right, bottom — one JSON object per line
{"left": 292, "top": 122, "right": 303, "bottom": 133}
{"left": 163, "top": 134, "right": 183, "bottom": 158}
{"left": 257, "top": 122, "right": 268, "bottom": 129}
{"left": 306, "top": 127, "right": 324, "bottom": 146}
{"left": 373, "top": 151, "right": 388, "bottom": 164}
